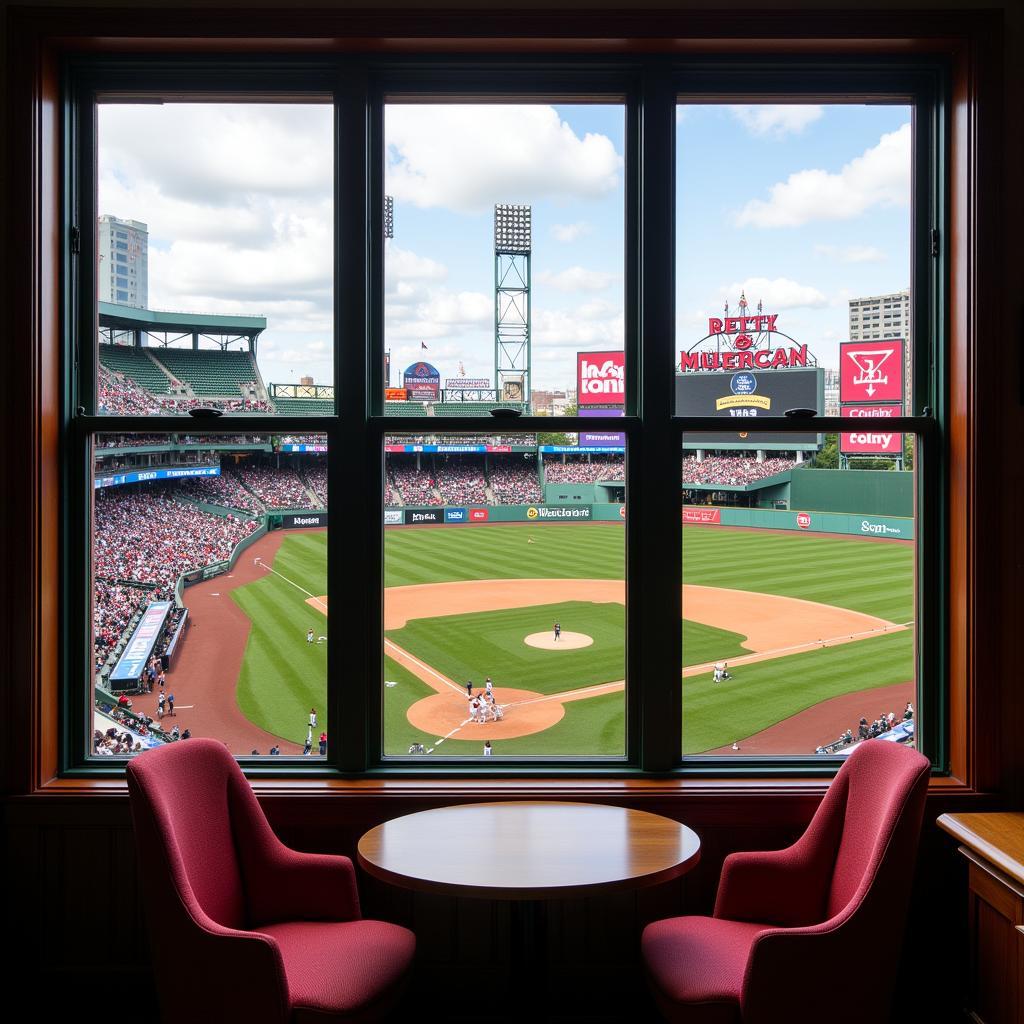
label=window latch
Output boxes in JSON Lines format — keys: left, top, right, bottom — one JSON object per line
{"left": 930, "top": 228, "right": 940, "bottom": 257}
{"left": 70, "top": 225, "right": 80, "bottom": 255}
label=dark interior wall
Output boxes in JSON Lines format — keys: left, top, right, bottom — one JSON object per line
{"left": 1, "top": 1, "right": 1022, "bottom": 1020}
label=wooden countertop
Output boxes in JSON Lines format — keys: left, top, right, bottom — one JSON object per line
{"left": 937, "top": 812, "right": 1024, "bottom": 888}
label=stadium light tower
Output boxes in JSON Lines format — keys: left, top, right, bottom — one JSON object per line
{"left": 494, "top": 203, "right": 531, "bottom": 405}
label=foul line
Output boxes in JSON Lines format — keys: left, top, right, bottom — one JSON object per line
{"left": 258, "top": 560, "right": 329, "bottom": 615}
{"left": 384, "top": 638, "right": 468, "bottom": 699}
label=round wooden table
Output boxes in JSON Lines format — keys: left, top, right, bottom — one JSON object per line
{"left": 358, "top": 801, "right": 701, "bottom": 1017}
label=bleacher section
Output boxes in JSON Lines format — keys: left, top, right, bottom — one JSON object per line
{"left": 385, "top": 402, "right": 429, "bottom": 417}
{"left": 432, "top": 402, "right": 525, "bottom": 417}
{"left": 153, "top": 349, "right": 257, "bottom": 396}
{"left": 272, "top": 398, "right": 334, "bottom": 415}
{"left": 99, "top": 344, "right": 173, "bottom": 395}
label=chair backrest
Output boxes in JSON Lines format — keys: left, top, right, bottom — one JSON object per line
{"left": 126, "top": 738, "right": 252, "bottom": 929}
{"left": 821, "top": 740, "right": 930, "bottom": 921}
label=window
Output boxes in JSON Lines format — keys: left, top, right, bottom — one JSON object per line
{"left": 63, "top": 55, "right": 947, "bottom": 775}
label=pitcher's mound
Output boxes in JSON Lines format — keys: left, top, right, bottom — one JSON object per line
{"left": 524, "top": 631, "right": 593, "bottom": 650}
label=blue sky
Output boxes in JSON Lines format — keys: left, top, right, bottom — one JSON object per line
{"left": 99, "top": 100, "right": 911, "bottom": 393}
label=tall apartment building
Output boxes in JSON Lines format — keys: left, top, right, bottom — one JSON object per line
{"left": 823, "top": 368, "right": 840, "bottom": 417}
{"left": 98, "top": 215, "right": 149, "bottom": 308}
{"left": 847, "top": 288, "right": 912, "bottom": 405}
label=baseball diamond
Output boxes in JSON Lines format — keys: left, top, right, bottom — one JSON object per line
{"left": 146, "top": 520, "right": 913, "bottom": 756}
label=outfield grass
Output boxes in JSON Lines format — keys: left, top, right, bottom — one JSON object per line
{"left": 232, "top": 525, "right": 914, "bottom": 751}
{"left": 386, "top": 522, "right": 913, "bottom": 623}
{"left": 682, "top": 629, "right": 913, "bottom": 753}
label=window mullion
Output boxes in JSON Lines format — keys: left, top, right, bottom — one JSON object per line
{"left": 636, "top": 65, "right": 680, "bottom": 772}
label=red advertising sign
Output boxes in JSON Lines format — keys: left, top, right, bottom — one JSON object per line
{"left": 577, "top": 351, "right": 625, "bottom": 406}
{"left": 619, "top": 505, "right": 626, "bottom": 519}
{"left": 469, "top": 508, "right": 489, "bottom": 522}
{"left": 841, "top": 403, "right": 904, "bottom": 454}
{"left": 796, "top": 511, "right": 811, "bottom": 529}
{"left": 839, "top": 339, "right": 904, "bottom": 403}
{"left": 682, "top": 506, "right": 721, "bottom": 525}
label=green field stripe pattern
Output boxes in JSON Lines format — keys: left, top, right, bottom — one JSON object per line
{"left": 682, "top": 527, "right": 913, "bottom": 623}
{"left": 232, "top": 533, "right": 328, "bottom": 744}
{"left": 385, "top": 523, "right": 624, "bottom": 588}
{"left": 682, "top": 630, "right": 913, "bottom": 754}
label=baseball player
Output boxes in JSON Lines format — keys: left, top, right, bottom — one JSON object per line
{"left": 553, "top": 621, "right": 561, "bottom": 642}
{"left": 309, "top": 707, "right": 318, "bottom": 729}
{"left": 485, "top": 677, "right": 494, "bottom": 698}
{"left": 307, "top": 628, "right": 314, "bottom": 644}
{"left": 157, "top": 690, "right": 166, "bottom": 719}
{"left": 466, "top": 679, "right": 474, "bottom": 698}
{"left": 483, "top": 740, "right": 493, "bottom": 757}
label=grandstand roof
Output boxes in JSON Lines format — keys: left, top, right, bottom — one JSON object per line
{"left": 98, "top": 302, "right": 267, "bottom": 339}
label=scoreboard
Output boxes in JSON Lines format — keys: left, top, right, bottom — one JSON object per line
{"left": 675, "top": 367, "right": 824, "bottom": 449}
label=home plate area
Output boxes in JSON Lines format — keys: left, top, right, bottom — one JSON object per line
{"left": 524, "top": 630, "right": 593, "bottom": 650}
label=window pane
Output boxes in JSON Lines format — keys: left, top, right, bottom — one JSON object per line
{"left": 91, "top": 432, "right": 328, "bottom": 758}
{"left": 383, "top": 102, "right": 625, "bottom": 418}
{"left": 96, "top": 102, "right": 333, "bottom": 415}
{"left": 680, "top": 433, "right": 917, "bottom": 757}
{"left": 382, "top": 432, "right": 626, "bottom": 758}
{"left": 676, "top": 103, "right": 913, "bottom": 417}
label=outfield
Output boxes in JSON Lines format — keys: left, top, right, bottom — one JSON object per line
{"left": 227, "top": 523, "right": 914, "bottom": 754}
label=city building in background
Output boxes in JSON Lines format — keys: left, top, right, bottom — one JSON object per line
{"left": 848, "top": 289, "right": 912, "bottom": 405}
{"left": 532, "top": 389, "right": 574, "bottom": 415}
{"left": 98, "top": 215, "right": 149, "bottom": 308}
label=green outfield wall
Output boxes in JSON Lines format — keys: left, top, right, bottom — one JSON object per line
{"left": 788, "top": 468, "right": 913, "bottom": 517}
{"left": 683, "top": 505, "right": 913, "bottom": 539}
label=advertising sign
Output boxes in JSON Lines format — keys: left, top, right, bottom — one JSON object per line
{"left": 525, "top": 505, "right": 592, "bottom": 521}
{"left": 384, "top": 509, "right": 403, "bottom": 525}
{"left": 577, "top": 351, "right": 625, "bottom": 407}
{"left": 282, "top": 513, "right": 328, "bottom": 529}
{"left": 839, "top": 339, "right": 905, "bottom": 403}
{"left": 674, "top": 368, "right": 822, "bottom": 444}
{"left": 405, "top": 508, "right": 442, "bottom": 525}
{"left": 858, "top": 518, "right": 909, "bottom": 538}
{"left": 840, "top": 402, "right": 904, "bottom": 454}
{"left": 796, "top": 511, "right": 812, "bottom": 529}
{"left": 444, "top": 378, "right": 492, "bottom": 390}
{"left": 279, "top": 444, "right": 327, "bottom": 453}
{"left": 110, "top": 601, "right": 172, "bottom": 684}
{"left": 94, "top": 464, "right": 220, "bottom": 489}
{"left": 682, "top": 506, "right": 721, "bottom": 525}
{"left": 445, "top": 508, "right": 467, "bottom": 523}
{"left": 402, "top": 361, "right": 441, "bottom": 401}
{"left": 680, "top": 311, "right": 811, "bottom": 372}
{"left": 384, "top": 388, "right": 407, "bottom": 402}
{"left": 469, "top": 508, "right": 489, "bottom": 522}
{"left": 580, "top": 431, "right": 627, "bottom": 447}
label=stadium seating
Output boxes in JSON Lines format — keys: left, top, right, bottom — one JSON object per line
{"left": 384, "top": 401, "right": 430, "bottom": 417}
{"left": 99, "top": 343, "right": 174, "bottom": 395}
{"left": 153, "top": 348, "right": 259, "bottom": 397}
{"left": 272, "top": 397, "right": 335, "bottom": 415}
{"left": 432, "top": 401, "right": 526, "bottom": 417}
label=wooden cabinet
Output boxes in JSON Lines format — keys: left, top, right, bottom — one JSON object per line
{"left": 938, "top": 813, "right": 1024, "bottom": 1024}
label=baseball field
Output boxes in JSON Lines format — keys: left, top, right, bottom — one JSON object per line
{"left": 202, "top": 521, "right": 915, "bottom": 757}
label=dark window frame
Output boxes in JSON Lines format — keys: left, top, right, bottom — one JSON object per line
{"left": 62, "top": 53, "right": 948, "bottom": 779}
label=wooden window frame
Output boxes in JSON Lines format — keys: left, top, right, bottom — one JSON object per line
{"left": 1, "top": 6, "right": 1005, "bottom": 803}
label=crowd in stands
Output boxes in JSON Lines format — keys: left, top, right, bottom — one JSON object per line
{"left": 158, "top": 396, "right": 273, "bottom": 413}
{"left": 385, "top": 476, "right": 403, "bottom": 506}
{"left": 93, "top": 488, "right": 259, "bottom": 591}
{"left": 488, "top": 456, "right": 542, "bottom": 504}
{"left": 434, "top": 456, "right": 488, "bottom": 505}
{"left": 96, "top": 434, "right": 171, "bottom": 449}
{"left": 174, "top": 472, "right": 261, "bottom": 513}
{"left": 544, "top": 454, "right": 624, "bottom": 484}
{"left": 681, "top": 454, "right": 796, "bottom": 487}
{"left": 235, "top": 463, "right": 310, "bottom": 508}
{"left": 278, "top": 434, "right": 328, "bottom": 446}
{"left": 815, "top": 703, "right": 915, "bottom": 754}
{"left": 305, "top": 462, "right": 328, "bottom": 506}
{"left": 390, "top": 459, "right": 442, "bottom": 505}
{"left": 93, "top": 579, "right": 153, "bottom": 663}
{"left": 98, "top": 366, "right": 163, "bottom": 415}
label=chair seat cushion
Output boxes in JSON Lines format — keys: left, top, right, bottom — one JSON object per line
{"left": 642, "top": 916, "right": 767, "bottom": 1024}
{"left": 260, "top": 919, "right": 416, "bottom": 1023}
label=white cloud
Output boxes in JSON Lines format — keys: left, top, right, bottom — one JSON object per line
{"left": 735, "top": 122, "right": 911, "bottom": 228}
{"left": 386, "top": 289, "right": 492, "bottom": 341}
{"left": 534, "top": 301, "right": 624, "bottom": 349}
{"left": 537, "top": 266, "right": 615, "bottom": 292}
{"left": 385, "top": 245, "right": 448, "bottom": 291}
{"left": 728, "top": 104, "right": 824, "bottom": 139}
{"left": 719, "top": 277, "right": 828, "bottom": 310}
{"left": 813, "top": 243, "right": 888, "bottom": 264}
{"left": 385, "top": 105, "right": 622, "bottom": 212}
{"left": 551, "top": 221, "right": 591, "bottom": 243}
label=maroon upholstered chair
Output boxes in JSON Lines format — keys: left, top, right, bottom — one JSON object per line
{"left": 642, "top": 740, "right": 930, "bottom": 1024}
{"left": 126, "top": 738, "right": 415, "bottom": 1023}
